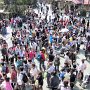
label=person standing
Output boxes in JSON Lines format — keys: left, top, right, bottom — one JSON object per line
{"left": 78, "top": 59, "right": 87, "bottom": 86}
{"left": 10, "top": 65, "right": 17, "bottom": 89}
{"left": 47, "top": 62, "right": 55, "bottom": 87}
{"left": 37, "top": 72, "right": 44, "bottom": 90}
{"left": 50, "top": 72, "right": 60, "bottom": 90}
{"left": 39, "top": 49, "right": 46, "bottom": 71}
{"left": 54, "top": 55, "right": 60, "bottom": 72}
{"left": 58, "top": 81, "right": 71, "bottom": 90}
{"left": 82, "top": 18, "right": 86, "bottom": 26}
{"left": 0, "top": 77, "right": 13, "bottom": 90}
{"left": 30, "top": 64, "right": 39, "bottom": 84}
{"left": 87, "top": 20, "right": 89, "bottom": 31}
{"left": 48, "top": 49, "right": 54, "bottom": 62}
{"left": 70, "top": 69, "right": 76, "bottom": 90}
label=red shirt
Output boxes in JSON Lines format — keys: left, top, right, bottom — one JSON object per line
{"left": 40, "top": 52, "right": 45, "bottom": 61}
{"left": 29, "top": 51, "right": 35, "bottom": 60}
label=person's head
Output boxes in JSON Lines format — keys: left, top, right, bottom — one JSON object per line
{"left": 82, "top": 59, "right": 85, "bottom": 63}
{"left": 70, "top": 69, "right": 74, "bottom": 74}
{"left": 66, "top": 68, "right": 70, "bottom": 73}
{"left": 66, "top": 52, "right": 69, "bottom": 56}
{"left": 61, "top": 69, "right": 65, "bottom": 72}
{"left": 50, "top": 49, "right": 53, "bottom": 54}
{"left": 52, "top": 71, "right": 56, "bottom": 76}
{"left": 56, "top": 54, "right": 60, "bottom": 60}
{"left": 73, "top": 63, "right": 76, "bottom": 69}
{"left": 41, "top": 47, "right": 46, "bottom": 53}
{"left": 38, "top": 72, "right": 42, "bottom": 77}
{"left": 32, "top": 64, "right": 35, "bottom": 69}
{"left": 2, "top": 73, "right": 7, "bottom": 79}
{"left": 5, "top": 77, "right": 10, "bottom": 82}
{"left": 63, "top": 81, "right": 68, "bottom": 87}
{"left": 23, "top": 60, "right": 27, "bottom": 64}
{"left": 28, "top": 60, "right": 32, "bottom": 63}
{"left": 20, "top": 66, "right": 24, "bottom": 71}
{"left": 11, "top": 65, "right": 15, "bottom": 70}
{"left": 64, "top": 62, "right": 69, "bottom": 67}
{"left": 1, "top": 63, "right": 4, "bottom": 66}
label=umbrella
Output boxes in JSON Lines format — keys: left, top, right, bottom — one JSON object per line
{"left": 59, "top": 28, "right": 69, "bottom": 33}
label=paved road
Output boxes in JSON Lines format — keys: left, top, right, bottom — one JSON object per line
{"left": 0, "top": 31, "right": 90, "bottom": 90}
{"left": 0, "top": 3, "right": 90, "bottom": 90}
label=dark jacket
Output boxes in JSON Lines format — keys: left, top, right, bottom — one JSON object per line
{"left": 49, "top": 54, "right": 54, "bottom": 62}
{"left": 37, "top": 75, "right": 43, "bottom": 86}
{"left": 50, "top": 75, "right": 60, "bottom": 88}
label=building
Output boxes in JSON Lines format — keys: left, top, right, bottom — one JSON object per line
{"left": 66, "top": 0, "right": 90, "bottom": 16}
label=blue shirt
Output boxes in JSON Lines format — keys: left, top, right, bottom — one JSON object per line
{"left": 49, "top": 35, "right": 53, "bottom": 43}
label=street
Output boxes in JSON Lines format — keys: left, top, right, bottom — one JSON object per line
{"left": 0, "top": 2, "right": 90, "bottom": 90}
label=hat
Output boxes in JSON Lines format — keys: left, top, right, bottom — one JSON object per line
{"left": 41, "top": 47, "right": 46, "bottom": 50}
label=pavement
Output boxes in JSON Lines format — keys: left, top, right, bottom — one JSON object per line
{"left": 0, "top": 25, "right": 90, "bottom": 90}
{"left": 0, "top": 3, "right": 90, "bottom": 90}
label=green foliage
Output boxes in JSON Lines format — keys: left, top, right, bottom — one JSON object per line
{"left": 80, "top": 10, "right": 86, "bottom": 16}
{"left": 2, "top": 0, "right": 37, "bottom": 15}
{"left": 3, "top": 0, "right": 37, "bottom": 6}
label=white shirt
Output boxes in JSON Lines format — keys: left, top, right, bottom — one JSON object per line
{"left": 15, "top": 47, "right": 20, "bottom": 54}
{"left": 62, "top": 36, "right": 66, "bottom": 42}
{"left": 32, "top": 42, "right": 37, "bottom": 50}
{"left": 19, "top": 50, "right": 25, "bottom": 57}
{"left": 30, "top": 67, "right": 38, "bottom": 78}
{"left": 17, "top": 71, "right": 23, "bottom": 85}
{"left": 78, "top": 63, "right": 86, "bottom": 72}
{"left": 0, "top": 80, "right": 13, "bottom": 90}
{"left": 64, "top": 72, "right": 70, "bottom": 81}
{"left": 47, "top": 65, "right": 55, "bottom": 73}
{"left": 27, "top": 62, "right": 32, "bottom": 69}
{"left": 80, "top": 26, "right": 83, "bottom": 32}
{"left": 0, "top": 81, "right": 6, "bottom": 89}
{"left": 77, "top": 36, "right": 81, "bottom": 44}
{"left": 61, "top": 86, "right": 71, "bottom": 90}
{"left": 64, "top": 55, "right": 70, "bottom": 63}
{"left": 58, "top": 81, "right": 71, "bottom": 90}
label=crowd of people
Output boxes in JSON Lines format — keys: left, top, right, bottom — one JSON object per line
{"left": 0, "top": 3, "right": 90, "bottom": 90}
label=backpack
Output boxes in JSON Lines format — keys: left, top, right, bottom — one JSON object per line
{"left": 16, "top": 60, "right": 23, "bottom": 68}
{"left": 22, "top": 73, "right": 28, "bottom": 83}
{"left": 37, "top": 54, "right": 41, "bottom": 61}
{"left": 2, "top": 66, "right": 6, "bottom": 73}
{"left": 59, "top": 72, "right": 65, "bottom": 80}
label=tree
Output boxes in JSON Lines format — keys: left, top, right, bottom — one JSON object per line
{"left": 3, "top": 0, "right": 37, "bottom": 15}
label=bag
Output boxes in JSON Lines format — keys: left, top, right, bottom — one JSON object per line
{"left": 2, "top": 66, "right": 6, "bottom": 72}
{"left": 37, "top": 54, "right": 41, "bottom": 61}
{"left": 16, "top": 60, "right": 23, "bottom": 68}
{"left": 22, "top": 73, "right": 28, "bottom": 83}
{"left": 59, "top": 72, "right": 65, "bottom": 80}
{"left": 35, "top": 80, "right": 39, "bottom": 87}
